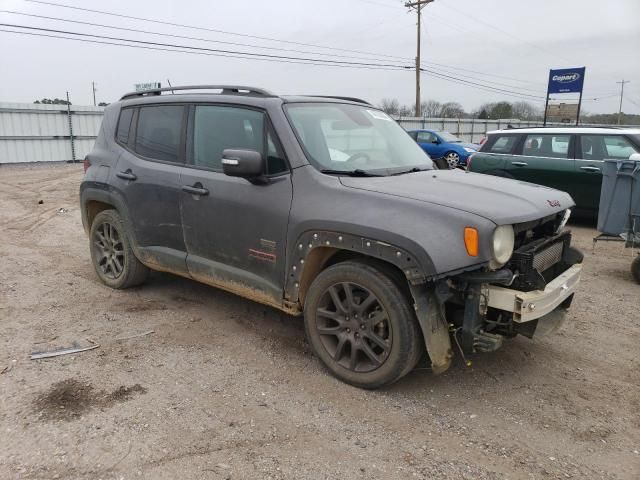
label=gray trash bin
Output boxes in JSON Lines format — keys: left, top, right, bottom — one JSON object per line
{"left": 597, "top": 159, "right": 640, "bottom": 236}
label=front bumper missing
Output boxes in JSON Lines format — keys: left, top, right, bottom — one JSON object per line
{"left": 485, "top": 263, "right": 582, "bottom": 322}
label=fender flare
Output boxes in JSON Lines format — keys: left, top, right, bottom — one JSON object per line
{"left": 284, "top": 230, "right": 432, "bottom": 304}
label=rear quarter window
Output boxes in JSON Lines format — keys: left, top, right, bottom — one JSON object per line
{"left": 116, "top": 108, "right": 134, "bottom": 145}
{"left": 134, "top": 105, "right": 185, "bottom": 162}
{"left": 485, "top": 135, "right": 519, "bottom": 154}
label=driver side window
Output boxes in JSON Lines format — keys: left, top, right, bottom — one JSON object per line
{"left": 416, "top": 131, "right": 436, "bottom": 143}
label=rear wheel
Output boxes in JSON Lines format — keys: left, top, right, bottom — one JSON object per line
{"left": 304, "top": 261, "right": 422, "bottom": 389}
{"left": 90, "top": 209, "right": 149, "bottom": 289}
{"left": 631, "top": 255, "right": 640, "bottom": 284}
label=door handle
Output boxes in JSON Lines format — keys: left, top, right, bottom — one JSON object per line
{"left": 116, "top": 170, "right": 137, "bottom": 181}
{"left": 511, "top": 161, "right": 528, "bottom": 167}
{"left": 580, "top": 166, "right": 601, "bottom": 172}
{"left": 182, "top": 184, "right": 209, "bottom": 196}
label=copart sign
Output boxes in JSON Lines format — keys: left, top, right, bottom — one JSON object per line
{"left": 547, "top": 67, "right": 586, "bottom": 94}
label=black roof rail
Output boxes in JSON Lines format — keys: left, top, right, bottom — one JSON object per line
{"left": 307, "top": 95, "right": 372, "bottom": 106}
{"left": 495, "top": 125, "right": 627, "bottom": 130}
{"left": 120, "top": 85, "right": 275, "bottom": 101}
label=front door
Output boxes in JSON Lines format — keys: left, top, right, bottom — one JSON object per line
{"left": 113, "top": 104, "right": 188, "bottom": 273}
{"left": 416, "top": 131, "right": 443, "bottom": 157}
{"left": 180, "top": 104, "right": 293, "bottom": 307}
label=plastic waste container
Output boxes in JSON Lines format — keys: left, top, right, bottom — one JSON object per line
{"left": 597, "top": 158, "right": 640, "bottom": 236}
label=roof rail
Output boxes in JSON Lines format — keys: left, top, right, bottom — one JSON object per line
{"left": 496, "top": 125, "right": 627, "bottom": 130}
{"left": 308, "top": 95, "right": 372, "bottom": 106}
{"left": 120, "top": 85, "right": 275, "bottom": 101}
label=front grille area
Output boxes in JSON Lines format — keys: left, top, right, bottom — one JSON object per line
{"left": 532, "top": 241, "right": 564, "bottom": 273}
{"left": 507, "top": 232, "right": 571, "bottom": 291}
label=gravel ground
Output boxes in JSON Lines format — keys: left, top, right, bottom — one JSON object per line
{"left": 1, "top": 163, "right": 639, "bottom": 480}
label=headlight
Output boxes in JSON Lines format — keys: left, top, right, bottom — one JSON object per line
{"left": 491, "top": 225, "right": 515, "bottom": 269}
{"left": 464, "top": 147, "right": 476, "bottom": 153}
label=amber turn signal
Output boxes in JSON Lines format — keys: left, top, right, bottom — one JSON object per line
{"left": 464, "top": 227, "right": 479, "bottom": 257}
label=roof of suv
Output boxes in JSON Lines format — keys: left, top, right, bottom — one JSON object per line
{"left": 118, "top": 84, "right": 373, "bottom": 108}
{"left": 488, "top": 126, "right": 640, "bottom": 135}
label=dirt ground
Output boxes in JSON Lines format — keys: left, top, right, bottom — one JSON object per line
{"left": 1, "top": 163, "right": 639, "bottom": 480}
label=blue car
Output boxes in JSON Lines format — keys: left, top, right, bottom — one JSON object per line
{"left": 408, "top": 129, "right": 479, "bottom": 168}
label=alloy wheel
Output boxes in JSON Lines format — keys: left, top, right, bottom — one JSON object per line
{"left": 315, "top": 282, "right": 392, "bottom": 373}
{"left": 445, "top": 152, "right": 460, "bottom": 168}
{"left": 93, "top": 222, "right": 125, "bottom": 279}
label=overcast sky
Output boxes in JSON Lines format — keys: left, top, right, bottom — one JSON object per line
{"left": 1, "top": 0, "right": 639, "bottom": 114}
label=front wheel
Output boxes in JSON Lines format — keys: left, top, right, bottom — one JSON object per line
{"left": 304, "top": 261, "right": 422, "bottom": 389}
{"left": 631, "top": 255, "right": 640, "bottom": 284}
{"left": 444, "top": 151, "right": 460, "bottom": 168}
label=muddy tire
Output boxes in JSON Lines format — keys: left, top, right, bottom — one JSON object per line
{"left": 304, "top": 261, "right": 422, "bottom": 389}
{"left": 631, "top": 255, "right": 640, "bottom": 284}
{"left": 89, "top": 209, "right": 149, "bottom": 289}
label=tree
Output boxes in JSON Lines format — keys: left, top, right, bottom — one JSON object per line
{"left": 511, "top": 101, "right": 540, "bottom": 120}
{"left": 33, "top": 98, "right": 71, "bottom": 105}
{"left": 420, "top": 99, "right": 442, "bottom": 117}
{"left": 477, "top": 108, "right": 489, "bottom": 119}
{"left": 399, "top": 104, "right": 413, "bottom": 117}
{"left": 439, "top": 101, "right": 465, "bottom": 118}
{"left": 378, "top": 98, "right": 400, "bottom": 116}
{"left": 489, "top": 101, "right": 513, "bottom": 119}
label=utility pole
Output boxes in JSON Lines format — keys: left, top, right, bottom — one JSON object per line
{"left": 405, "top": 0, "right": 434, "bottom": 118}
{"left": 92, "top": 81, "right": 97, "bottom": 106}
{"left": 616, "top": 79, "right": 630, "bottom": 125}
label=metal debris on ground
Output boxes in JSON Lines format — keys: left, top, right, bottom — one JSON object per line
{"left": 57, "top": 207, "right": 68, "bottom": 213}
{"left": 114, "top": 330, "right": 155, "bottom": 342}
{"left": 1, "top": 365, "right": 12, "bottom": 374}
{"left": 30, "top": 342, "right": 100, "bottom": 360}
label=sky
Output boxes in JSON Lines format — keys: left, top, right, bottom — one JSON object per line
{"left": 0, "top": 0, "right": 639, "bottom": 114}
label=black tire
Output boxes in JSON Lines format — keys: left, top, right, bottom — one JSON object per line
{"left": 631, "top": 255, "right": 640, "bottom": 285}
{"left": 89, "top": 209, "right": 149, "bottom": 289}
{"left": 304, "top": 260, "right": 422, "bottom": 389}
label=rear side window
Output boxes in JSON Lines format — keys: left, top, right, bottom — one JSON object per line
{"left": 116, "top": 108, "right": 134, "bottom": 145}
{"left": 524, "top": 134, "right": 570, "bottom": 159}
{"left": 580, "top": 135, "right": 638, "bottom": 160}
{"left": 134, "top": 105, "right": 184, "bottom": 162}
{"left": 488, "top": 135, "right": 518, "bottom": 154}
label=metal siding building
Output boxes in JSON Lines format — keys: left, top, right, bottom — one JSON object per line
{"left": 0, "top": 102, "right": 104, "bottom": 164}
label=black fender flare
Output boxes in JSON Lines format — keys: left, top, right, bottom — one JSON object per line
{"left": 284, "top": 230, "right": 433, "bottom": 304}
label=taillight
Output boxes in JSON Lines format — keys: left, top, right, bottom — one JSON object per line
{"left": 83, "top": 156, "right": 91, "bottom": 173}
{"left": 479, "top": 136, "right": 486, "bottom": 145}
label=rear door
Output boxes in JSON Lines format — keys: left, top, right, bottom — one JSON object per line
{"left": 574, "top": 134, "right": 640, "bottom": 214}
{"left": 506, "top": 133, "right": 576, "bottom": 197}
{"left": 112, "top": 104, "right": 188, "bottom": 273}
{"left": 179, "top": 104, "right": 293, "bottom": 307}
{"left": 471, "top": 133, "right": 519, "bottom": 174}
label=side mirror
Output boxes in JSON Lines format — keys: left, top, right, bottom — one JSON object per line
{"left": 629, "top": 153, "right": 640, "bottom": 161}
{"left": 431, "top": 139, "right": 440, "bottom": 144}
{"left": 222, "top": 149, "right": 264, "bottom": 179}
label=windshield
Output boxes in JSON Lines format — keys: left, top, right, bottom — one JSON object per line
{"left": 285, "top": 103, "right": 433, "bottom": 174}
{"left": 438, "top": 131, "right": 462, "bottom": 143}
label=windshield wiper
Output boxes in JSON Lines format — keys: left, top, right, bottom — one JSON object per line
{"left": 390, "top": 166, "right": 430, "bottom": 176}
{"left": 320, "top": 169, "right": 384, "bottom": 177}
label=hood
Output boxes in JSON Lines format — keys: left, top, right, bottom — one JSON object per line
{"left": 339, "top": 170, "right": 573, "bottom": 225}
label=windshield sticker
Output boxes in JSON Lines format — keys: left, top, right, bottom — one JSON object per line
{"left": 366, "top": 110, "right": 392, "bottom": 121}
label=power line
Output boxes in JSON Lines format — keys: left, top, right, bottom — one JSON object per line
{"left": 0, "top": 28, "right": 410, "bottom": 71}
{"left": 0, "top": 9, "right": 409, "bottom": 63}
{"left": 0, "top": 23, "right": 415, "bottom": 69}
{"left": 22, "top": 0, "right": 414, "bottom": 62}
{"left": 6, "top": 5, "right": 548, "bottom": 90}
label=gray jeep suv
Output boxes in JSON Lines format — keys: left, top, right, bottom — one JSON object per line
{"left": 80, "top": 85, "right": 583, "bottom": 389}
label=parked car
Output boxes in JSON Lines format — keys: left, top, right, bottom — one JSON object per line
{"left": 408, "top": 129, "right": 479, "bottom": 168}
{"left": 467, "top": 127, "right": 640, "bottom": 218}
{"left": 80, "top": 85, "right": 583, "bottom": 389}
